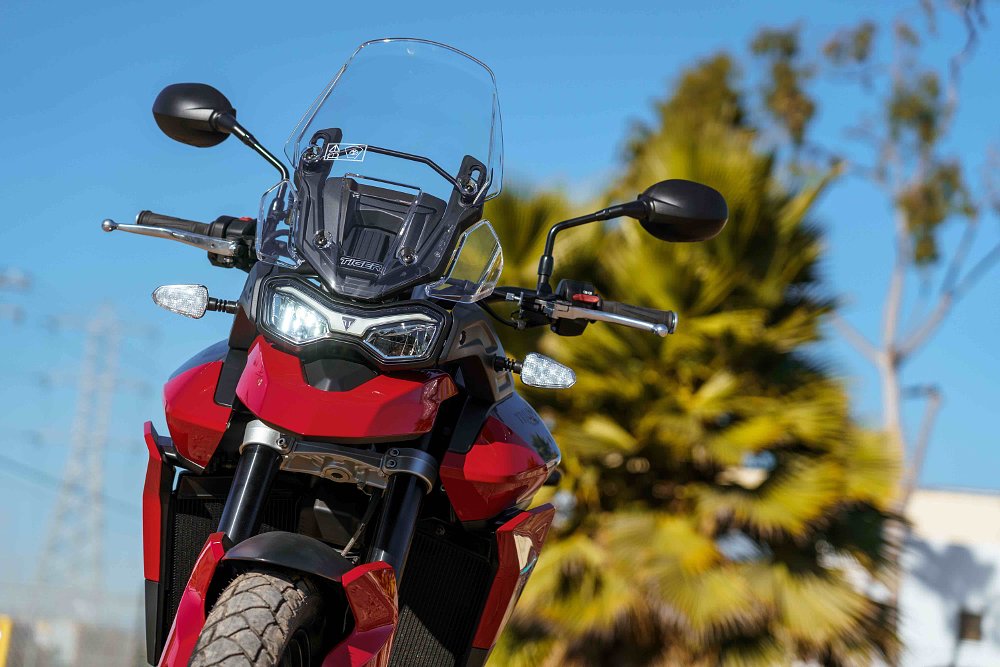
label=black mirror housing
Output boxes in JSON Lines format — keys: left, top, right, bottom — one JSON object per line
{"left": 638, "top": 179, "right": 728, "bottom": 242}
{"left": 152, "top": 83, "right": 235, "bottom": 148}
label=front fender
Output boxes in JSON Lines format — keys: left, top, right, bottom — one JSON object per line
{"left": 221, "top": 531, "right": 355, "bottom": 583}
{"left": 158, "top": 531, "right": 399, "bottom": 667}
{"left": 225, "top": 533, "right": 400, "bottom": 666}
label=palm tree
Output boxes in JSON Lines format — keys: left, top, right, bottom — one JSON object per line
{"left": 486, "top": 54, "right": 899, "bottom": 666}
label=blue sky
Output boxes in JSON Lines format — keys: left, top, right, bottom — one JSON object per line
{"left": 0, "top": 0, "right": 997, "bottom": 608}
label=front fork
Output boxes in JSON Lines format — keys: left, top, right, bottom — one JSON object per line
{"left": 217, "top": 420, "right": 431, "bottom": 581}
{"left": 366, "top": 473, "right": 424, "bottom": 579}
{"left": 217, "top": 442, "right": 282, "bottom": 544}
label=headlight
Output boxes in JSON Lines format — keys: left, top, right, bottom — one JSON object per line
{"left": 269, "top": 291, "right": 329, "bottom": 344}
{"left": 364, "top": 321, "right": 439, "bottom": 360}
{"left": 260, "top": 278, "right": 445, "bottom": 364}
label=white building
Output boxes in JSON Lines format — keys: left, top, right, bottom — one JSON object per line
{"left": 900, "top": 487, "right": 1000, "bottom": 667}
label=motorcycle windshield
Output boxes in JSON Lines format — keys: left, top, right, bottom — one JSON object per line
{"left": 261, "top": 39, "right": 504, "bottom": 301}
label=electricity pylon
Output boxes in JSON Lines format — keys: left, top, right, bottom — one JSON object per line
{"left": 35, "top": 305, "right": 122, "bottom": 616}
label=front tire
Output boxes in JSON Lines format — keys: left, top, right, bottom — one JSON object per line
{"left": 190, "top": 569, "right": 321, "bottom": 667}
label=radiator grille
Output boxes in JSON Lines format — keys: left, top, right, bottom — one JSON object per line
{"left": 162, "top": 476, "right": 299, "bottom": 640}
{"left": 388, "top": 529, "right": 494, "bottom": 667}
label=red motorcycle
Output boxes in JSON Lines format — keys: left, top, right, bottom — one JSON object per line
{"left": 102, "top": 38, "right": 726, "bottom": 667}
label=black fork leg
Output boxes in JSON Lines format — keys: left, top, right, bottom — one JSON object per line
{"left": 217, "top": 443, "right": 282, "bottom": 545}
{"left": 367, "top": 473, "right": 425, "bottom": 582}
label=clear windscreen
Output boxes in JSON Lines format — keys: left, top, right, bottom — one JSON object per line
{"left": 258, "top": 39, "right": 504, "bottom": 302}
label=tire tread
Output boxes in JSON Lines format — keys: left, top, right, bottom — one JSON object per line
{"left": 189, "top": 569, "right": 319, "bottom": 667}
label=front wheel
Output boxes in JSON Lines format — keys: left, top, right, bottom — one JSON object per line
{"left": 190, "top": 569, "right": 322, "bottom": 667}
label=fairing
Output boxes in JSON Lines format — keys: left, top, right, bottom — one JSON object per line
{"left": 323, "top": 562, "right": 399, "bottom": 667}
{"left": 441, "top": 395, "right": 560, "bottom": 522}
{"left": 472, "top": 506, "right": 555, "bottom": 651}
{"left": 163, "top": 360, "right": 231, "bottom": 467}
{"left": 157, "top": 533, "right": 227, "bottom": 667}
{"left": 235, "top": 336, "right": 457, "bottom": 439}
{"left": 142, "top": 422, "right": 172, "bottom": 582}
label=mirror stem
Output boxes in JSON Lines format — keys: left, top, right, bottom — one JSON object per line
{"left": 213, "top": 112, "right": 289, "bottom": 181}
{"left": 535, "top": 200, "right": 649, "bottom": 293}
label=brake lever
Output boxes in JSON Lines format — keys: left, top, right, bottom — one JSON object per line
{"left": 101, "top": 219, "right": 240, "bottom": 257}
{"left": 539, "top": 299, "right": 673, "bottom": 337}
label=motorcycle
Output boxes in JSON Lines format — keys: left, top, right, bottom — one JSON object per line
{"left": 102, "top": 38, "right": 727, "bottom": 667}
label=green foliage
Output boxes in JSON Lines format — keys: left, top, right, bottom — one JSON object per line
{"left": 888, "top": 71, "right": 944, "bottom": 148}
{"left": 751, "top": 28, "right": 815, "bottom": 146}
{"left": 486, "top": 54, "right": 899, "bottom": 666}
{"left": 820, "top": 7, "right": 982, "bottom": 268}
{"left": 823, "top": 22, "right": 878, "bottom": 64}
{"left": 897, "top": 161, "right": 977, "bottom": 264}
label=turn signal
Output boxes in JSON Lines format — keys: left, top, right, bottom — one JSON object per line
{"left": 152, "top": 284, "right": 210, "bottom": 318}
{"left": 519, "top": 353, "right": 576, "bottom": 389}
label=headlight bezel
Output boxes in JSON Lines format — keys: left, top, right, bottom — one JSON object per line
{"left": 258, "top": 275, "right": 449, "bottom": 367}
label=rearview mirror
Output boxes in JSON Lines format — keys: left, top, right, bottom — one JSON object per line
{"left": 534, "top": 178, "right": 729, "bottom": 293}
{"left": 152, "top": 83, "right": 235, "bottom": 148}
{"left": 637, "top": 179, "right": 728, "bottom": 242}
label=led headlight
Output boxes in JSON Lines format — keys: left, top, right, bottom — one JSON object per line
{"left": 259, "top": 278, "right": 445, "bottom": 364}
{"left": 269, "top": 291, "right": 329, "bottom": 343}
{"left": 363, "top": 321, "right": 439, "bottom": 360}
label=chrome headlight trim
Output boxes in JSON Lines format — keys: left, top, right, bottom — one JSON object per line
{"left": 258, "top": 276, "right": 447, "bottom": 364}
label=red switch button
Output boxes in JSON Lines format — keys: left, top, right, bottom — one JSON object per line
{"left": 572, "top": 293, "right": 601, "bottom": 305}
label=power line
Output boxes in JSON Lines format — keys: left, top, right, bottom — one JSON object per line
{"left": 0, "top": 452, "right": 138, "bottom": 518}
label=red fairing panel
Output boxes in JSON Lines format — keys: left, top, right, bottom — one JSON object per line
{"left": 158, "top": 533, "right": 226, "bottom": 667}
{"left": 236, "top": 337, "right": 457, "bottom": 439}
{"left": 142, "top": 422, "right": 171, "bottom": 582}
{"left": 323, "top": 562, "right": 398, "bottom": 667}
{"left": 472, "top": 505, "right": 555, "bottom": 650}
{"left": 164, "top": 361, "right": 231, "bottom": 467}
{"left": 440, "top": 416, "right": 552, "bottom": 522}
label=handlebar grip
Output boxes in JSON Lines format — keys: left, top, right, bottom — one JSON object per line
{"left": 601, "top": 300, "right": 678, "bottom": 333}
{"left": 136, "top": 210, "right": 211, "bottom": 235}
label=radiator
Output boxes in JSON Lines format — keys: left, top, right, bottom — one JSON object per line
{"left": 388, "top": 522, "right": 495, "bottom": 667}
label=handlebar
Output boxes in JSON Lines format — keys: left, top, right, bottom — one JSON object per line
{"left": 102, "top": 210, "right": 258, "bottom": 270}
{"left": 601, "top": 299, "right": 677, "bottom": 332}
{"left": 546, "top": 300, "right": 676, "bottom": 336}
{"left": 489, "top": 286, "right": 678, "bottom": 337}
{"left": 136, "top": 210, "right": 211, "bottom": 236}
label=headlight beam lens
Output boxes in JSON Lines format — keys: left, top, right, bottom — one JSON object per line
{"left": 269, "top": 292, "right": 330, "bottom": 344}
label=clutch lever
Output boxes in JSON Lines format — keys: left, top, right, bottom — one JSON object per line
{"left": 539, "top": 299, "right": 675, "bottom": 337}
{"left": 101, "top": 219, "right": 239, "bottom": 257}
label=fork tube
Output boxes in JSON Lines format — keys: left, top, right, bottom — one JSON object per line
{"left": 367, "top": 474, "right": 424, "bottom": 582}
{"left": 217, "top": 444, "right": 282, "bottom": 545}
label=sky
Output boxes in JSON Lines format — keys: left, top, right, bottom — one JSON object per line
{"left": 0, "top": 0, "right": 997, "bottom": 613}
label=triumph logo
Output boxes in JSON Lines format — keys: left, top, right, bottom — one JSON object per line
{"left": 341, "top": 316, "right": 357, "bottom": 330}
{"left": 339, "top": 256, "right": 384, "bottom": 274}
